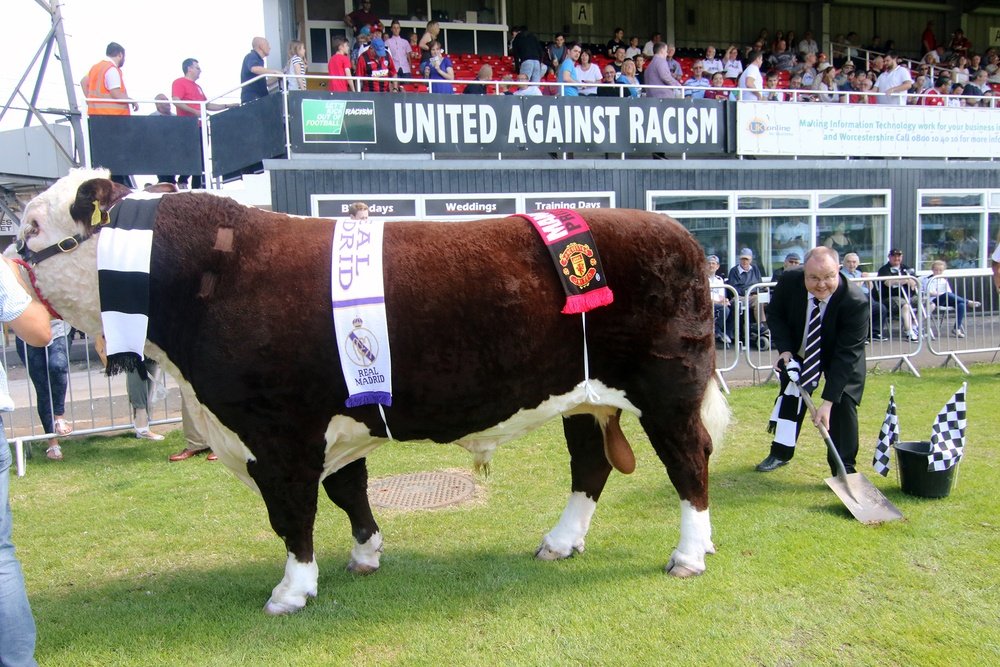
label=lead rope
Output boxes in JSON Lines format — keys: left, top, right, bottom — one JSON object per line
{"left": 378, "top": 404, "right": 394, "bottom": 440}
{"left": 581, "top": 312, "right": 600, "bottom": 403}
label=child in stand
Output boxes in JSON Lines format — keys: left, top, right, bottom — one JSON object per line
{"left": 922, "top": 259, "right": 981, "bottom": 338}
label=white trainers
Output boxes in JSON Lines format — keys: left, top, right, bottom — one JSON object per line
{"left": 135, "top": 428, "right": 165, "bottom": 441}
{"left": 953, "top": 327, "right": 966, "bottom": 338}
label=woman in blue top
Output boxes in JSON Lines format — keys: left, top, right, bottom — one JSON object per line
{"left": 423, "top": 41, "right": 455, "bottom": 94}
{"left": 616, "top": 59, "right": 641, "bottom": 97}
{"left": 557, "top": 42, "right": 582, "bottom": 96}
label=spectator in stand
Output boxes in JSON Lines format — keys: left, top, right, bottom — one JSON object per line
{"left": 418, "top": 20, "right": 441, "bottom": 66}
{"left": 510, "top": 25, "right": 546, "bottom": 83}
{"left": 762, "top": 72, "right": 785, "bottom": 101}
{"left": 727, "top": 247, "right": 768, "bottom": 331}
{"left": 350, "top": 26, "right": 372, "bottom": 65}
{"left": 949, "top": 29, "right": 972, "bottom": 59}
{"left": 616, "top": 59, "right": 641, "bottom": 98}
{"left": 948, "top": 82, "right": 966, "bottom": 107}
{"left": 240, "top": 37, "right": 282, "bottom": 104}
{"left": 923, "top": 260, "right": 979, "bottom": 338}
{"left": 423, "top": 41, "right": 455, "bottom": 94}
{"left": 950, "top": 55, "right": 971, "bottom": 84}
{"left": 907, "top": 75, "right": 929, "bottom": 104}
{"left": 849, "top": 76, "right": 876, "bottom": 103}
{"left": 702, "top": 45, "right": 723, "bottom": 74}
{"left": 770, "top": 30, "right": 785, "bottom": 53}
{"left": 345, "top": 0, "right": 380, "bottom": 37}
{"left": 625, "top": 36, "right": 642, "bottom": 60}
{"left": 866, "top": 35, "right": 883, "bottom": 53}
{"left": 707, "top": 255, "right": 734, "bottom": 346}
{"left": 964, "top": 69, "right": 990, "bottom": 97}
{"left": 284, "top": 41, "right": 307, "bottom": 91}
{"left": 462, "top": 65, "right": 493, "bottom": 95}
{"left": 557, "top": 42, "right": 582, "bottom": 96}
{"left": 969, "top": 53, "right": 983, "bottom": 74}
{"left": 799, "top": 31, "right": 819, "bottom": 56}
{"left": 665, "top": 44, "right": 684, "bottom": 80}
{"left": 606, "top": 28, "right": 626, "bottom": 59}
{"left": 81, "top": 41, "right": 138, "bottom": 117}
{"left": 874, "top": 51, "right": 912, "bottom": 105}
{"left": 703, "top": 71, "right": 729, "bottom": 100}
{"left": 738, "top": 50, "right": 764, "bottom": 100}
{"left": 15, "top": 320, "right": 73, "bottom": 461}
{"left": 327, "top": 37, "right": 355, "bottom": 92}
{"left": 409, "top": 32, "right": 420, "bottom": 56}
{"left": 841, "top": 252, "right": 888, "bottom": 341}
{"left": 643, "top": 32, "right": 661, "bottom": 57}
{"left": 547, "top": 34, "right": 567, "bottom": 71}
{"left": 576, "top": 50, "right": 602, "bottom": 96}
{"left": 645, "top": 42, "right": 681, "bottom": 98}
{"left": 771, "top": 252, "right": 801, "bottom": 280}
{"left": 922, "top": 74, "right": 950, "bottom": 105}
{"left": 512, "top": 72, "right": 543, "bottom": 96}
{"left": 722, "top": 45, "right": 743, "bottom": 80}
{"left": 385, "top": 20, "right": 412, "bottom": 79}
{"left": 876, "top": 249, "right": 920, "bottom": 342}
{"left": 356, "top": 37, "right": 396, "bottom": 92}
{"left": 611, "top": 46, "right": 628, "bottom": 73}
{"left": 787, "top": 72, "right": 815, "bottom": 102}
{"left": 684, "top": 61, "right": 711, "bottom": 98}
{"left": 813, "top": 63, "right": 843, "bottom": 103}
{"left": 986, "top": 52, "right": 1000, "bottom": 83}
{"left": 596, "top": 65, "right": 621, "bottom": 97}
{"left": 834, "top": 60, "right": 856, "bottom": 91}
{"left": 921, "top": 21, "right": 937, "bottom": 56}
{"left": 634, "top": 54, "right": 646, "bottom": 84}
{"left": 172, "top": 58, "right": 237, "bottom": 188}
{"left": 793, "top": 52, "right": 818, "bottom": 86}
{"left": 768, "top": 40, "right": 796, "bottom": 72}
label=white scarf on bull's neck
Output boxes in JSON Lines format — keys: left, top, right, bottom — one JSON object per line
{"left": 97, "top": 191, "right": 161, "bottom": 378}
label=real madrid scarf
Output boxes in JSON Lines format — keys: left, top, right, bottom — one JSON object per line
{"left": 518, "top": 210, "right": 614, "bottom": 314}
{"left": 97, "top": 193, "right": 160, "bottom": 378}
{"left": 332, "top": 217, "right": 392, "bottom": 408}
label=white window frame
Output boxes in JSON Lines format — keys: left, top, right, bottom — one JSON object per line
{"left": 916, "top": 189, "right": 1000, "bottom": 271}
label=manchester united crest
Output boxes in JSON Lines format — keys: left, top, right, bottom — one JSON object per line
{"left": 558, "top": 241, "right": 599, "bottom": 289}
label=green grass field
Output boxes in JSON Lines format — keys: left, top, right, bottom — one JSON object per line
{"left": 10, "top": 365, "right": 1000, "bottom": 666}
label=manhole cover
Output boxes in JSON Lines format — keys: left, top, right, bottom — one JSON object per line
{"left": 368, "top": 471, "right": 476, "bottom": 509}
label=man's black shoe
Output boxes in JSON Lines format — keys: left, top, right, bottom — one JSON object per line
{"left": 755, "top": 455, "right": 789, "bottom": 472}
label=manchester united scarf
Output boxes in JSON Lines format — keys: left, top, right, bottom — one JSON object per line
{"left": 518, "top": 210, "right": 614, "bottom": 314}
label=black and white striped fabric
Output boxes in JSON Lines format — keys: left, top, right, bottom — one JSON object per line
{"left": 800, "top": 296, "right": 823, "bottom": 390}
{"left": 768, "top": 359, "right": 806, "bottom": 451}
{"left": 928, "top": 383, "right": 967, "bottom": 472}
{"left": 97, "top": 193, "right": 161, "bottom": 377}
{"left": 872, "top": 387, "right": 898, "bottom": 477}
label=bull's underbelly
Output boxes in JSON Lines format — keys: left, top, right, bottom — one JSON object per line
{"left": 149, "top": 341, "right": 638, "bottom": 491}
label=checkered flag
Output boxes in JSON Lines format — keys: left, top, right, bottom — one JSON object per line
{"left": 928, "top": 383, "right": 967, "bottom": 472}
{"left": 872, "top": 387, "right": 898, "bottom": 477}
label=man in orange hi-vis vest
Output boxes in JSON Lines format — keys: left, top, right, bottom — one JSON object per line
{"left": 81, "top": 42, "right": 138, "bottom": 116}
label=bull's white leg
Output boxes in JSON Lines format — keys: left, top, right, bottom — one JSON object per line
{"left": 536, "top": 491, "right": 597, "bottom": 560}
{"left": 347, "top": 531, "right": 384, "bottom": 574}
{"left": 665, "top": 500, "right": 714, "bottom": 577}
{"left": 264, "top": 553, "right": 319, "bottom": 615}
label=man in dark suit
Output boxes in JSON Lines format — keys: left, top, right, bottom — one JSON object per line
{"left": 755, "top": 247, "right": 869, "bottom": 475}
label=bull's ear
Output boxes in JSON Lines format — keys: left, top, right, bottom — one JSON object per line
{"left": 68, "top": 178, "right": 132, "bottom": 228}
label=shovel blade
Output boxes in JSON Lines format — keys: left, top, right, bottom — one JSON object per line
{"left": 824, "top": 473, "right": 904, "bottom": 525}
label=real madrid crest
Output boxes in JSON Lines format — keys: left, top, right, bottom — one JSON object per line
{"left": 345, "top": 316, "right": 379, "bottom": 367}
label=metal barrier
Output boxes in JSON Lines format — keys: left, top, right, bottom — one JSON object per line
{"left": 920, "top": 269, "right": 1000, "bottom": 374}
{"left": 712, "top": 284, "right": 741, "bottom": 393}
{"left": 2, "top": 328, "right": 180, "bottom": 476}
{"left": 742, "top": 282, "right": 778, "bottom": 381}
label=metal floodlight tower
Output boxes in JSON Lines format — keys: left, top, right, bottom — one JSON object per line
{"left": 1, "top": 0, "right": 86, "bottom": 171}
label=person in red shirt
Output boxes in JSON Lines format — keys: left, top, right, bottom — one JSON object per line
{"left": 922, "top": 74, "right": 950, "bottom": 106}
{"left": 345, "top": 0, "right": 380, "bottom": 37}
{"left": 171, "top": 58, "right": 236, "bottom": 188}
{"left": 327, "top": 37, "right": 354, "bottom": 92}
{"left": 355, "top": 38, "right": 397, "bottom": 92}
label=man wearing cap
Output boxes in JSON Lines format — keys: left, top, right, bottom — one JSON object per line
{"left": 756, "top": 247, "right": 869, "bottom": 474}
{"left": 356, "top": 37, "right": 397, "bottom": 92}
{"left": 772, "top": 252, "right": 801, "bottom": 280}
{"left": 876, "top": 249, "right": 920, "bottom": 342}
{"left": 727, "top": 247, "right": 769, "bottom": 340}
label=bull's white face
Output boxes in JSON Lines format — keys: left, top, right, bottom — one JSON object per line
{"left": 14, "top": 168, "right": 110, "bottom": 335}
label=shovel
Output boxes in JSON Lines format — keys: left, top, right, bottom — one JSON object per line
{"left": 799, "top": 387, "right": 904, "bottom": 525}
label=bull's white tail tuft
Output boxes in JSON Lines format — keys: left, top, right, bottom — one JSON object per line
{"left": 700, "top": 379, "right": 731, "bottom": 450}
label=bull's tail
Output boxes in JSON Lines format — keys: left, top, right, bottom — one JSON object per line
{"left": 700, "top": 379, "right": 730, "bottom": 450}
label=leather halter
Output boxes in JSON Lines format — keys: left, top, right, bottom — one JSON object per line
{"left": 15, "top": 233, "right": 90, "bottom": 267}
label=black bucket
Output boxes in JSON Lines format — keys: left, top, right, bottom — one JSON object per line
{"left": 894, "top": 441, "right": 957, "bottom": 498}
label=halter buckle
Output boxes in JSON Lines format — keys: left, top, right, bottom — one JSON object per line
{"left": 57, "top": 236, "right": 80, "bottom": 253}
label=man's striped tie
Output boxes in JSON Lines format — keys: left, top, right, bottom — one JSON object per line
{"left": 800, "top": 296, "right": 823, "bottom": 390}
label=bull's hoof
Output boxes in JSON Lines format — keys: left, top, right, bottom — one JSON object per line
{"left": 705, "top": 541, "right": 717, "bottom": 555}
{"left": 263, "top": 595, "right": 309, "bottom": 615}
{"left": 347, "top": 559, "right": 380, "bottom": 575}
{"left": 665, "top": 549, "right": 706, "bottom": 578}
{"left": 534, "top": 538, "right": 584, "bottom": 561}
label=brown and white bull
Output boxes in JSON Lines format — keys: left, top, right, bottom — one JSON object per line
{"left": 16, "top": 169, "right": 729, "bottom": 614}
